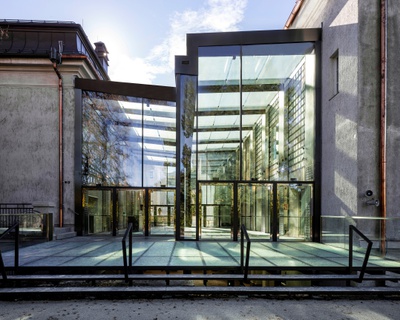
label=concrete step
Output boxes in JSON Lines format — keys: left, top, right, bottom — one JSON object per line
{"left": 54, "top": 231, "right": 77, "bottom": 240}
{"left": 53, "top": 227, "right": 76, "bottom": 240}
{"left": 0, "top": 285, "right": 399, "bottom": 300}
{"left": 3, "top": 273, "right": 400, "bottom": 284}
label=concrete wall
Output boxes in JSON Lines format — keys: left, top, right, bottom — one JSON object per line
{"left": 291, "top": 0, "right": 384, "bottom": 242}
{"left": 292, "top": 0, "right": 400, "bottom": 242}
{"left": 0, "top": 57, "right": 97, "bottom": 228}
{"left": 0, "top": 59, "right": 60, "bottom": 223}
{"left": 386, "top": 0, "right": 400, "bottom": 239}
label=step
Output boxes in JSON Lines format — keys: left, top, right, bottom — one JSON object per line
{"left": 0, "top": 286, "right": 399, "bottom": 300}
{"left": 54, "top": 231, "right": 77, "bottom": 240}
{"left": 3, "top": 273, "right": 400, "bottom": 284}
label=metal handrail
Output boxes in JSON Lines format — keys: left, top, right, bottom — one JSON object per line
{"left": 240, "top": 224, "right": 251, "bottom": 282}
{"left": 349, "top": 225, "right": 373, "bottom": 282}
{"left": 0, "top": 222, "right": 20, "bottom": 280}
{"left": 122, "top": 223, "right": 133, "bottom": 282}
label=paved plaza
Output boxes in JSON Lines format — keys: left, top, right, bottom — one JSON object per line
{"left": 2, "top": 236, "right": 400, "bottom": 270}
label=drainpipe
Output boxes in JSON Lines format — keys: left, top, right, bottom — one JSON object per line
{"left": 52, "top": 62, "right": 64, "bottom": 228}
{"left": 380, "top": 0, "right": 387, "bottom": 254}
{"left": 284, "top": 0, "right": 304, "bottom": 29}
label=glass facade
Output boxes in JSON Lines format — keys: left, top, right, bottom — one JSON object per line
{"left": 77, "top": 29, "right": 320, "bottom": 241}
{"left": 82, "top": 91, "right": 176, "bottom": 187}
{"left": 177, "top": 40, "right": 318, "bottom": 240}
{"left": 81, "top": 91, "right": 176, "bottom": 236}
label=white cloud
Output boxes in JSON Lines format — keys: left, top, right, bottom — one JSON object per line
{"left": 109, "top": 0, "right": 248, "bottom": 85}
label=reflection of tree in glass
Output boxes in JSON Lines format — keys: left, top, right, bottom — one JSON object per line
{"left": 82, "top": 91, "right": 130, "bottom": 186}
{"left": 181, "top": 78, "right": 196, "bottom": 138}
{"left": 181, "top": 144, "right": 192, "bottom": 169}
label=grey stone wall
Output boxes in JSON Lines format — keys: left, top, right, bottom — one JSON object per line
{"left": 291, "top": 0, "right": 398, "bottom": 243}
{"left": 386, "top": 0, "right": 400, "bottom": 239}
{"left": 0, "top": 58, "right": 82, "bottom": 228}
{"left": 0, "top": 61, "right": 59, "bottom": 224}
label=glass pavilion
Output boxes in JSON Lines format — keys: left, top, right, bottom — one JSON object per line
{"left": 77, "top": 28, "right": 321, "bottom": 241}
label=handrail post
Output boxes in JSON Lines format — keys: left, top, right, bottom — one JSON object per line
{"left": 348, "top": 225, "right": 353, "bottom": 274}
{"left": 240, "top": 224, "right": 251, "bottom": 282}
{"left": 15, "top": 223, "right": 19, "bottom": 269}
{"left": 240, "top": 225, "right": 244, "bottom": 268}
{"left": 0, "top": 222, "right": 20, "bottom": 279}
{"left": 122, "top": 223, "right": 133, "bottom": 283}
{"left": 129, "top": 226, "right": 132, "bottom": 269}
{"left": 348, "top": 225, "right": 373, "bottom": 283}
{"left": 0, "top": 250, "right": 7, "bottom": 280}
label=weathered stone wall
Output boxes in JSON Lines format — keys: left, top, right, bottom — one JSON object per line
{"left": 0, "top": 59, "right": 60, "bottom": 224}
{"left": 290, "top": 0, "right": 398, "bottom": 242}
{"left": 386, "top": 0, "right": 400, "bottom": 239}
{"left": 0, "top": 58, "right": 83, "bottom": 228}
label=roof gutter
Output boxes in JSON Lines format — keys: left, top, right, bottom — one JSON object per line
{"left": 284, "top": 0, "right": 304, "bottom": 29}
{"left": 380, "top": 0, "right": 387, "bottom": 254}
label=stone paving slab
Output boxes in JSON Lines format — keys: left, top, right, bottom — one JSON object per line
{"left": 1, "top": 236, "right": 400, "bottom": 270}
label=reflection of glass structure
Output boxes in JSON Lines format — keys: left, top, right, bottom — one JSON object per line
{"left": 175, "top": 29, "right": 321, "bottom": 240}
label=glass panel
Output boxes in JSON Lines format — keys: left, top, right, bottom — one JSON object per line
{"left": 197, "top": 46, "right": 240, "bottom": 181}
{"left": 82, "top": 92, "right": 176, "bottom": 188}
{"left": 239, "top": 183, "right": 272, "bottom": 239}
{"left": 82, "top": 92, "right": 143, "bottom": 186}
{"left": 82, "top": 189, "right": 112, "bottom": 234}
{"left": 117, "top": 189, "right": 145, "bottom": 236}
{"left": 277, "top": 183, "right": 313, "bottom": 240}
{"left": 149, "top": 189, "right": 175, "bottom": 237}
{"left": 177, "top": 75, "right": 197, "bottom": 239}
{"left": 143, "top": 99, "right": 177, "bottom": 187}
{"left": 199, "top": 183, "right": 233, "bottom": 239}
{"left": 241, "top": 43, "right": 316, "bottom": 181}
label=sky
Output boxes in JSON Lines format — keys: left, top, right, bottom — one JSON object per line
{"left": 3, "top": 0, "right": 297, "bottom": 86}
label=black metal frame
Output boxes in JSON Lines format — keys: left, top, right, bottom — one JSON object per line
{"left": 196, "top": 180, "right": 315, "bottom": 242}
{"left": 80, "top": 186, "right": 175, "bottom": 237}
{"left": 74, "top": 80, "right": 176, "bottom": 237}
{"left": 175, "top": 28, "right": 322, "bottom": 242}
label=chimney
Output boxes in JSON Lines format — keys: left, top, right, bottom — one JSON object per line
{"left": 94, "top": 41, "right": 109, "bottom": 74}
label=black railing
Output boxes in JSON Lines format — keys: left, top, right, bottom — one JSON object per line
{"left": 349, "top": 225, "right": 373, "bottom": 282}
{"left": 240, "top": 224, "right": 251, "bottom": 281}
{"left": 0, "top": 222, "right": 20, "bottom": 280}
{"left": 122, "top": 223, "right": 133, "bottom": 282}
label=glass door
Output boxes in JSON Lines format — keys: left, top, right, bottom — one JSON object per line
{"left": 148, "top": 189, "right": 175, "bottom": 237}
{"left": 117, "top": 189, "right": 145, "bottom": 236}
{"left": 238, "top": 183, "right": 273, "bottom": 240}
{"left": 237, "top": 182, "right": 313, "bottom": 241}
{"left": 277, "top": 183, "right": 313, "bottom": 241}
{"left": 82, "top": 188, "right": 113, "bottom": 235}
{"left": 199, "top": 182, "right": 235, "bottom": 240}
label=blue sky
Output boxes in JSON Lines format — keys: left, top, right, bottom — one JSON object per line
{"left": 4, "top": 0, "right": 297, "bottom": 86}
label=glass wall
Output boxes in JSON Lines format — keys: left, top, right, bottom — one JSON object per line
{"left": 82, "top": 91, "right": 176, "bottom": 188}
{"left": 177, "top": 40, "right": 317, "bottom": 240}
{"left": 81, "top": 91, "right": 176, "bottom": 236}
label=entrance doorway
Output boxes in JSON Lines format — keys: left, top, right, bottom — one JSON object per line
{"left": 196, "top": 181, "right": 313, "bottom": 241}
{"left": 82, "top": 187, "right": 175, "bottom": 237}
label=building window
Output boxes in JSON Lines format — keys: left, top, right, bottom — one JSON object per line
{"left": 330, "top": 50, "right": 339, "bottom": 98}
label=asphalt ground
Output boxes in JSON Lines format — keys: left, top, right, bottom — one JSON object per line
{"left": 0, "top": 297, "right": 399, "bottom": 320}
